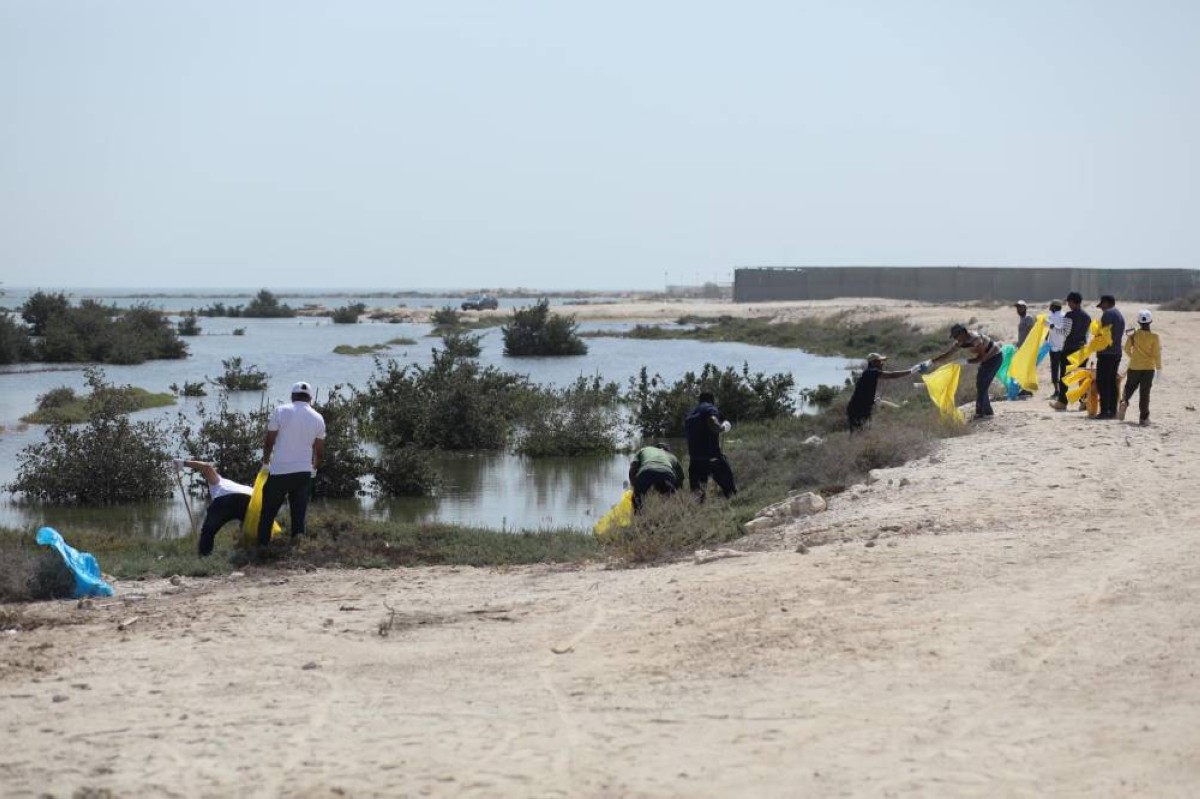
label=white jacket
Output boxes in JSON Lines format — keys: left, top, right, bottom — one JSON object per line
{"left": 1046, "top": 310, "right": 1072, "bottom": 352}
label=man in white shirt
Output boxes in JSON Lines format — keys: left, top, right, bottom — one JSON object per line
{"left": 258, "top": 381, "right": 326, "bottom": 546}
{"left": 1046, "top": 299, "right": 1074, "bottom": 409}
{"left": 174, "top": 460, "right": 253, "bottom": 556}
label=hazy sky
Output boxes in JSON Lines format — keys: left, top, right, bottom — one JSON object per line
{"left": 2, "top": 1, "right": 1197, "bottom": 290}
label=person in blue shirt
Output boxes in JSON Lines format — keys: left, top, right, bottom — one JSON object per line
{"left": 684, "top": 391, "right": 737, "bottom": 501}
{"left": 1094, "top": 295, "right": 1125, "bottom": 419}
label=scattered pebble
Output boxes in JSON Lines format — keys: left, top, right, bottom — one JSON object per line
{"left": 52, "top": 694, "right": 68, "bottom": 703}
{"left": 301, "top": 662, "right": 319, "bottom": 671}
{"left": 169, "top": 575, "right": 183, "bottom": 586}
{"left": 795, "top": 544, "right": 810, "bottom": 555}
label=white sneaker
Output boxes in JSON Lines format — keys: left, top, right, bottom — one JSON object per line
{"left": 1117, "top": 401, "right": 1129, "bottom": 421}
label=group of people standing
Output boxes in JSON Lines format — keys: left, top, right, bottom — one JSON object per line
{"left": 848, "top": 292, "right": 1163, "bottom": 429}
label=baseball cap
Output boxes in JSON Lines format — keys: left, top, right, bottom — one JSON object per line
{"left": 1014, "top": 300, "right": 1027, "bottom": 308}
{"left": 1097, "top": 294, "right": 1116, "bottom": 308}
{"left": 866, "top": 352, "right": 888, "bottom": 362}
{"left": 1049, "top": 299, "right": 1063, "bottom": 309}
{"left": 1138, "top": 309, "right": 1153, "bottom": 324}
{"left": 291, "top": 381, "right": 313, "bottom": 399}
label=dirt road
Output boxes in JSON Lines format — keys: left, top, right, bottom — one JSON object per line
{"left": 3, "top": 303, "right": 1198, "bottom": 798}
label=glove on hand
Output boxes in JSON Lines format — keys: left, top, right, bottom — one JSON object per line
{"left": 720, "top": 421, "right": 732, "bottom": 433}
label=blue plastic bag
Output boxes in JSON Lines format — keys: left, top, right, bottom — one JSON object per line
{"left": 36, "top": 527, "right": 114, "bottom": 598}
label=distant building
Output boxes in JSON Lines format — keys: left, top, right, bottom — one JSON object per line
{"left": 733, "top": 266, "right": 1200, "bottom": 304}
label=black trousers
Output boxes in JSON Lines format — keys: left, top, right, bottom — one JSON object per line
{"left": 199, "top": 494, "right": 250, "bottom": 556}
{"left": 632, "top": 470, "right": 678, "bottom": 513}
{"left": 1096, "top": 354, "right": 1121, "bottom": 417}
{"left": 688, "top": 455, "right": 737, "bottom": 500}
{"left": 1050, "top": 351, "right": 1067, "bottom": 401}
{"left": 258, "top": 471, "right": 313, "bottom": 546}
{"left": 1122, "top": 369, "right": 1155, "bottom": 421}
{"left": 975, "top": 354, "right": 1003, "bottom": 417}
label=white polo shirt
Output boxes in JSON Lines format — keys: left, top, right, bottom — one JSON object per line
{"left": 210, "top": 477, "right": 252, "bottom": 500}
{"left": 267, "top": 401, "right": 326, "bottom": 475}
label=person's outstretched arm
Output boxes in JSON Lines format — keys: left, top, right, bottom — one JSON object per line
{"left": 180, "top": 460, "right": 219, "bottom": 486}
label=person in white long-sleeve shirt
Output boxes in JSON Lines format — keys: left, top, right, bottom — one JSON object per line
{"left": 1046, "top": 299, "right": 1074, "bottom": 409}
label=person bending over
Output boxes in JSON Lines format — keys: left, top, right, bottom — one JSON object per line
{"left": 628, "top": 443, "right": 685, "bottom": 514}
{"left": 847, "top": 352, "right": 918, "bottom": 432}
{"left": 684, "top": 391, "right": 737, "bottom": 500}
{"left": 174, "top": 460, "right": 252, "bottom": 557}
{"left": 927, "top": 324, "right": 1004, "bottom": 421}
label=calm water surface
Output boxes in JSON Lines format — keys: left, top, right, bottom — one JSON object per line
{"left": 0, "top": 291, "right": 850, "bottom": 536}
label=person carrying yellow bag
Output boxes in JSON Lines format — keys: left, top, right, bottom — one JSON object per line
{"left": 1119, "top": 309, "right": 1162, "bottom": 426}
{"left": 171, "top": 460, "right": 279, "bottom": 555}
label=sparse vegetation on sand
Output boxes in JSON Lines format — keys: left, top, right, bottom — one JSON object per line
{"left": 588, "top": 313, "right": 952, "bottom": 361}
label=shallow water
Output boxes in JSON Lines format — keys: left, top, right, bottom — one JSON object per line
{"left": 0, "top": 289, "right": 850, "bottom": 535}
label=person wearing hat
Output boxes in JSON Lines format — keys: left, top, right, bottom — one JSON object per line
{"left": 627, "top": 442, "right": 685, "bottom": 513}
{"left": 847, "top": 352, "right": 920, "bottom": 432}
{"left": 1120, "top": 309, "right": 1162, "bottom": 425}
{"left": 258, "top": 381, "right": 326, "bottom": 546}
{"left": 1014, "top": 301, "right": 1035, "bottom": 348}
{"left": 1013, "top": 301, "right": 1035, "bottom": 397}
{"left": 684, "top": 390, "right": 737, "bottom": 501}
{"left": 1094, "top": 295, "right": 1125, "bottom": 419}
{"left": 927, "top": 325, "right": 1004, "bottom": 420}
{"left": 1045, "top": 299, "right": 1074, "bottom": 409}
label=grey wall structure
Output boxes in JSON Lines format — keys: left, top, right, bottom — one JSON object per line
{"left": 734, "top": 267, "right": 1200, "bottom": 304}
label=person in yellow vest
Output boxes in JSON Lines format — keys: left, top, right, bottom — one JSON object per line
{"left": 172, "top": 460, "right": 252, "bottom": 556}
{"left": 1119, "top": 309, "right": 1162, "bottom": 426}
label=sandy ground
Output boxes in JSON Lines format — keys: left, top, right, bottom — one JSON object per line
{"left": 3, "top": 301, "right": 1199, "bottom": 798}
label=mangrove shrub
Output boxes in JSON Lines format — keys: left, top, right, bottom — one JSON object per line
{"left": 502, "top": 299, "right": 587, "bottom": 356}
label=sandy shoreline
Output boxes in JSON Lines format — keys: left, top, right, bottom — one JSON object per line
{"left": 3, "top": 299, "right": 1198, "bottom": 797}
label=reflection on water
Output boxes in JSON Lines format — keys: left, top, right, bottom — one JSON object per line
{"left": 1, "top": 288, "right": 851, "bottom": 535}
{"left": 0, "top": 452, "right": 631, "bottom": 538}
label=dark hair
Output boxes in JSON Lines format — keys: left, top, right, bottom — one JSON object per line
{"left": 950, "top": 323, "right": 967, "bottom": 338}
{"left": 1066, "top": 291, "right": 1083, "bottom": 304}
{"left": 698, "top": 391, "right": 715, "bottom": 404}
{"left": 653, "top": 441, "right": 672, "bottom": 452}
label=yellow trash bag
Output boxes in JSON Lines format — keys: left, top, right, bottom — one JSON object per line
{"left": 594, "top": 490, "right": 634, "bottom": 540}
{"left": 921, "top": 363, "right": 965, "bottom": 424}
{"left": 242, "top": 467, "right": 283, "bottom": 547}
{"left": 1067, "top": 322, "right": 1113, "bottom": 369}
{"left": 1009, "top": 313, "right": 1047, "bottom": 391}
{"left": 1064, "top": 369, "right": 1092, "bottom": 403}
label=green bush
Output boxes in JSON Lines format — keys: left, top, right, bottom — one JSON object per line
{"left": 177, "top": 313, "right": 202, "bottom": 336}
{"left": 626, "top": 362, "right": 797, "bottom": 437}
{"left": 22, "top": 370, "right": 175, "bottom": 424}
{"left": 169, "top": 380, "right": 208, "bottom": 397}
{"left": 9, "top": 371, "right": 174, "bottom": 504}
{"left": 361, "top": 351, "right": 533, "bottom": 451}
{"left": 373, "top": 444, "right": 440, "bottom": 497}
{"left": 311, "top": 387, "right": 373, "bottom": 499}
{"left": 431, "top": 305, "right": 461, "bottom": 328}
{"left": 242, "top": 289, "right": 295, "bottom": 318}
{"left": 514, "top": 377, "right": 626, "bottom": 457}
{"left": 331, "top": 303, "right": 367, "bottom": 324}
{"left": 0, "top": 312, "right": 33, "bottom": 365}
{"left": 20, "top": 295, "right": 188, "bottom": 365}
{"left": 502, "top": 299, "right": 587, "bottom": 356}
{"left": 440, "top": 330, "right": 483, "bottom": 358}
{"left": 232, "top": 327, "right": 246, "bottom": 336}
{"left": 210, "top": 357, "right": 268, "bottom": 391}
{"left": 174, "top": 395, "right": 268, "bottom": 487}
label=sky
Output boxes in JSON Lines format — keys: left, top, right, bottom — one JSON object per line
{"left": 1, "top": 1, "right": 1197, "bottom": 290}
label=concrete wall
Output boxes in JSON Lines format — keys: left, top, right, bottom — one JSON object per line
{"left": 733, "top": 267, "right": 1200, "bottom": 304}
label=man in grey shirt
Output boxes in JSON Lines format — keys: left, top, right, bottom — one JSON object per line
{"left": 1015, "top": 300, "right": 1034, "bottom": 347}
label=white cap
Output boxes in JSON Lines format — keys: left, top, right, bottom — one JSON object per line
{"left": 1137, "top": 309, "right": 1153, "bottom": 324}
{"left": 1014, "top": 300, "right": 1027, "bottom": 308}
{"left": 291, "top": 381, "right": 313, "bottom": 399}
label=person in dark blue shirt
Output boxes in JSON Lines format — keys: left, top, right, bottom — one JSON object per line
{"left": 847, "top": 353, "right": 918, "bottom": 431}
{"left": 1094, "top": 294, "right": 1125, "bottom": 419}
{"left": 684, "top": 391, "right": 737, "bottom": 501}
